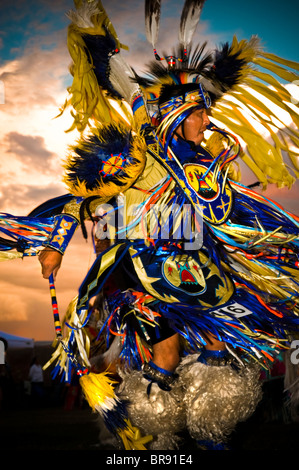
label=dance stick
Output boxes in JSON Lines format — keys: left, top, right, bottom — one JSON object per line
{"left": 48, "top": 273, "right": 62, "bottom": 339}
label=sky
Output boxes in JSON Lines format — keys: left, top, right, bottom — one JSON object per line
{"left": 0, "top": 0, "right": 298, "bottom": 342}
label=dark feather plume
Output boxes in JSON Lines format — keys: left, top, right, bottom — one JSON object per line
{"left": 207, "top": 42, "right": 248, "bottom": 93}
{"left": 82, "top": 31, "right": 122, "bottom": 98}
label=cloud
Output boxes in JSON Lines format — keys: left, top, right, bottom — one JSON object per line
{"left": 0, "top": 289, "right": 28, "bottom": 322}
{"left": 0, "top": 183, "right": 65, "bottom": 215}
{"left": 0, "top": 3, "right": 74, "bottom": 216}
{"left": 0, "top": 18, "right": 78, "bottom": 215}
{"left": 4, "top": 132, "right": 56, "bottom": 172}
{"left": 0, "top": 39, "right": 69, "bottom": 113}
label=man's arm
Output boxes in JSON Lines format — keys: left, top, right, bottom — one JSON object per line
{"left": 37, "top": 196, "right": 106, "bottom": 279}
{"left": 38, "top": 212, "right": 79, "bottom": 279}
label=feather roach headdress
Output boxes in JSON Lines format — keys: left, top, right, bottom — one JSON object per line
{"left": 62, "top": 0, "right": 299, "bottom": 190}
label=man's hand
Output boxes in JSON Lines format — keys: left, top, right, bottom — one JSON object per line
{"left": 38, "top": 248, "right": 63, "bottom": 279}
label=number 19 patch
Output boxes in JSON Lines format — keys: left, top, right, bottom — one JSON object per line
{"left": 213, "top": 302, "right": 253, "bottom": 318}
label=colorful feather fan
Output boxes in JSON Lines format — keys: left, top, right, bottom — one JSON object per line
{"left": 63, "top": 124, "right": 147, "bottom": 198}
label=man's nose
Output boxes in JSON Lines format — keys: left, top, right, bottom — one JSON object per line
{"left": 203, "top": 110, "right": 210, "bottom": 125}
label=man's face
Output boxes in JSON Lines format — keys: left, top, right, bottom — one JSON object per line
{"left": 176, "top": 108, "right": 210, "bottom": 146}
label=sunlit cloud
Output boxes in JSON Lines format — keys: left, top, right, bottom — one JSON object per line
{"left": 0, "top": 289, "right": 29, "bottom": 322}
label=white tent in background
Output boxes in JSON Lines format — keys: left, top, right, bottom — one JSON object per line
{"left": 0, "top": 331, "right": 34, "bottom": 349}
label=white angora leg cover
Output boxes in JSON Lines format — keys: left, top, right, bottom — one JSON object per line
{"left": 118, "top": 368, "right": 186, "bottom": 450}
{"left": 178, "top": 354, "right": 262, "bottom": 444}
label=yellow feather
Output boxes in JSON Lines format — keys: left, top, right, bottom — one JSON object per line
{"left": 79, "top": 370, "right": 118, "bottom": 412}
{"left": 254, "top": 57, "right": 299, "bottom": 83}
{"left": 211, "top": 36, "right": 299, "bottom": 189}
{"left": 212, "top": 105, "right": 296, "bottom": 189}
{"left": 0, "top": 252, "right": 23, "bottom": 261}
{"left": 117, "top": 419, "right": 153, "bottom": 450}
{"left": 59, "top": 1, "right": 130, "bottom": 133}
{"left": 261, "top": 52, "right": 299, "bottom": 71}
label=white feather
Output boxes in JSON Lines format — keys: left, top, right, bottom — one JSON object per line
{"left": 179, "top": 0, "right": 205, "bottom": 48}
{"left": 67, "top": 0, "right": 103, "bottom": 29}
{"left": 145, "top": 0, "right": 161, "bottom": 47}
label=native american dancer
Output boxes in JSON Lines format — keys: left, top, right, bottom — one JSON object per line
{"left": 1, "top": 0, "right": 299, "bottom": 450}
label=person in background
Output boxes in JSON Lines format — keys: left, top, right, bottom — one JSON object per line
{"left": 28, "top": 357, "right": 44, "bottom": 405}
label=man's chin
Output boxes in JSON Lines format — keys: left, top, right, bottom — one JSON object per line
{"left": 194, "top": 134, "right": 204, "bottom": 145}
